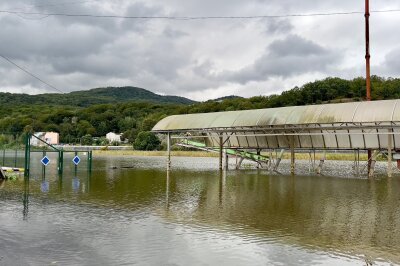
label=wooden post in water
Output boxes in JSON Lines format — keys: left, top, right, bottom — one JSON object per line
{"left": 167, "top": 133, "right": 171, "bottom": 171}
{"left": 290, "top": 136, "right": 295, "bottom": 175}
{"left": 388, "top": 129, "right": 393, "bottom": 177}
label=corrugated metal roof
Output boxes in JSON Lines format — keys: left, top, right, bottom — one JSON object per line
{"left": 153, "top": 99, "right": 400, "bottom": 131}
{"left": 152, "top": 99, "right": 400, "bottom": 150}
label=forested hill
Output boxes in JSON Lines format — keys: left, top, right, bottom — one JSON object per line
{"left": 1, "top": 76, "right": 400, "bottom": 148}
{"left": 0, "top": 86, "right": 195, "bottom": 107}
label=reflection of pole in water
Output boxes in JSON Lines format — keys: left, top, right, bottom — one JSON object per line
{"left": 74, "top": 151, "right": 78, "bottom": 177}
{"left": 86, "top": 169, "right": 91, "bottom": 193}
{"left": 72, "top": 177, "right": 80, "bottom": 193}
{"left": 166, "top": 170, "right": 170, "bottom": 210}
{"left": 58, "top": 174, "right": 63, "bottom": 192}
{"left": 23, "top": 179, "right": 29, "bottom": 220}
{"left": 219, "top": 170, "right": 226, "bottom": 206}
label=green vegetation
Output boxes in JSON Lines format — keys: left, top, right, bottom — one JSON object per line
{"left": 133, "top": 132, "right": 161, "bottom": 151}
{"left": 1, "top": 76, "right": 399, "bottom": 150}
{"left": 0, "top": 86, "right": 194, "bottom": 107}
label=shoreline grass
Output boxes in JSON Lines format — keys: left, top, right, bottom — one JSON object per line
{"left": 93, "top": 150, "right": 386, "bottom": 161}
{"left": 93, "top": 150, "right": 218, "bottom": 157}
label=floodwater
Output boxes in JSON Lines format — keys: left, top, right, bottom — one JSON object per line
{"left": 1, "top": 154, "right": 400, "bottom": 265}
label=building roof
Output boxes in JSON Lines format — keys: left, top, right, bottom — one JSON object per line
{"left": 153, "top": 99, "right": 400, "bottom": 132}
{"left": 152, "top": 99, "right": 400, "bottom": 150}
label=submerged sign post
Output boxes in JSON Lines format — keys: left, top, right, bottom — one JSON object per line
{"left": 72, "top": 155, "right": 81, "bottom": 166}
{"left": 41, "top": 156, "right": 50, "bottom": 166}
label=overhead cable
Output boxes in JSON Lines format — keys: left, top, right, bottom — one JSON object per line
{"left": 0, "top": 9, "right": 399, "bottom": 21}
{"left": 0, "top": 54, "right": 64, "bottom": 94}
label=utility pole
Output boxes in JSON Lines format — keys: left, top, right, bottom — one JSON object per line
{"left": 365, "top": 0, "right": 372, "bottom": 174}
{"left": 365, "top": 0, "right": 371, "bottom": 101}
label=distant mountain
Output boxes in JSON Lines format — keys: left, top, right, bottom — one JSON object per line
{"left": 0, "top": 86, "right": 196, "bottom": 107}
{"left": 210, "top": 95, "right": 244, "bottom": 102}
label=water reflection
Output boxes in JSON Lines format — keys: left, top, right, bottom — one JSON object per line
{"left": 72, "top": 177, "right": 80, "bottom": 193}
{"left": 23, "top": 179, "right": 29, "bottom": 220}
{"left": 40, "top": 180, "right": 49, "bottom": 193}
{"left": 1, "top": 156, "right": 399, "bottom": 265}
{"left": 162, "top": 170, "right": 400, "bottom": 263}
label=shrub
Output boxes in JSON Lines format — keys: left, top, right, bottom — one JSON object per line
{"left": 133, "top": 131, "right": 161, "bottom": 151}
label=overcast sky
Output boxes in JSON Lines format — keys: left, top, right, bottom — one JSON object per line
{"left": 0, "top": 0, "right": 399, "bottom": 101}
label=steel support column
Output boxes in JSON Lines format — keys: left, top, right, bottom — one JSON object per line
{"left": 388, "top": 129, "right": 393, "bottom": 177}
{"left": 290, "top": 136, "right": 295, "bottom": 175}
{"left": 219, "top": 135, "right": 223, "bottom": 171}
{"left": 224, "top": 149, "right": 229, "bottom": 171}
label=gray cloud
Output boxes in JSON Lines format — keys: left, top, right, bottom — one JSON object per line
{"left": 376, "top": 48, "right": 400, "bottom": 77}
{"left": 0, "top": 0, "right": 399, "bottom": 100}
{"left": 219, "top": 35, "right": 337, "bottom": 84}
{"left": 264, "top": 19, "right": 293, "bottom": 34}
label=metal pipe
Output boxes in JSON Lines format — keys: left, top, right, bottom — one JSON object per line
{"left": 171, "top": 131, "right": 400, "bottom": 139}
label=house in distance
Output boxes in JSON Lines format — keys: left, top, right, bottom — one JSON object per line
{"left": 31, "top": 132, "right": 60, "bottom": 146}
{"left": 106, "top": 132, "right": 122, "bottom": 144}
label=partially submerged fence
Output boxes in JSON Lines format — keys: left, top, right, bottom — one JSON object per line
{"left": 0, "top": 132, "right": 93, "bottom": 179}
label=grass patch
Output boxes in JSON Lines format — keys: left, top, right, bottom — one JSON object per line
{"left": 93, "top": 150, "right": 218, "bottom": 157}
{"left": 92, "top": 150, "right": 386, "bottom": 162}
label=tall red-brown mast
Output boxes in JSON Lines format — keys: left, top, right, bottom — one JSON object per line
{"left": 365, "top": 0, "right": 371, "bottom": 101}
{"left": 365, "top": 0, "right": 373, "bottom": 174}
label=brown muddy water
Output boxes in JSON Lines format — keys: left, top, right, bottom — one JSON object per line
{"left": 0, "top": 154, "right": 400, "bottom": 265}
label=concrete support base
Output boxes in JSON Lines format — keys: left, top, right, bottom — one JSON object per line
{"left": 316, "top": 151, "right": 326, "bottom": 175}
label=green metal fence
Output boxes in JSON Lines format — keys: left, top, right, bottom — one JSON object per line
{"left": 0, "top": 132, "right": 93, "bottom": 178}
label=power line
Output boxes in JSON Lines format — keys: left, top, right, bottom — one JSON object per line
{"left": 28, "top": 0, "right": 96, "bottom": 9}
{"left": 0, "top": 54, "right": 64, "bottom": 94}
{"left": 0, "top": 9, "right": 399, "bottom": 21}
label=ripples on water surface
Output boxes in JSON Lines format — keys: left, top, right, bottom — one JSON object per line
{"left": 0, "top": 154, "right": 400, "bottom": 265}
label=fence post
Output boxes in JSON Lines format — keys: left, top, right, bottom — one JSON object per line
{"left": 88, "top": 151, "right": 93, "bottom": 174}
{"left": 14, "top": 148, "right": 17, "bottom": 168}
{"left": 58, "top": 150, "right": 64, "bottom": 176}
{"left": 24, "top": 134, "right": 31, "bottom": 178}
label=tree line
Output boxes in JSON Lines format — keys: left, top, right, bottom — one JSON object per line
{"left": 1, "top": 76, "right": 399, "bottom": 149}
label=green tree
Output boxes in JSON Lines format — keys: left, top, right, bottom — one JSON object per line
{"left": 81, "top": 134, "right": 93, "bottom": 145}
{"left": 133, "top": 131, "right": 161, "bottom": 151}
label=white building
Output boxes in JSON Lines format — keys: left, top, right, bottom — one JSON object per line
{"left": 31, "top": 132, "right": 60, "bottom": 146}
{"left": 106, "top": 132, "right": 122, "bottom": 143}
